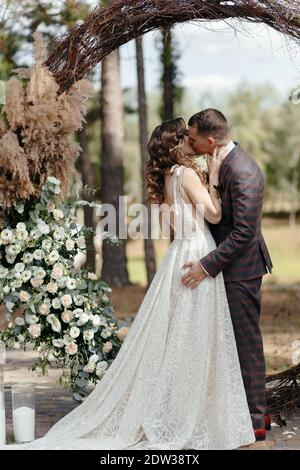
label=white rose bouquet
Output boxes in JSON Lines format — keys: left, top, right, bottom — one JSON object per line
{"left": 0, "top": 176, "right": 124, "bottom": 401}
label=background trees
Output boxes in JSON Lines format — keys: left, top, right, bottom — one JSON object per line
{"left": 1, "top": 0, "right": 299, "bottom": 286}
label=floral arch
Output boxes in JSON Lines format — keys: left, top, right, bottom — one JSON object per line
{"left": 2, "top": 0, "right": 300, "bottom": 414}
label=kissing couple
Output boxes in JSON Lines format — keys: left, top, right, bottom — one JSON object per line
{"left": 3, "top": 109, "right": 273, "bottom": 451}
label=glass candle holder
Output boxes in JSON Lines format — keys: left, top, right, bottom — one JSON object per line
{"left": 12, "top": 384, "right": 35, "bottom": 443}
{"left": 0, "top": 342, "right": 5, "bottom": 365}
{"left": 0, "top": 367, "right": 5, "bottom": 445}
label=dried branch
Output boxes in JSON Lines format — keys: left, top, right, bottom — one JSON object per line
{"left": 44, "top": 0, "right": 300, "bottom": 92}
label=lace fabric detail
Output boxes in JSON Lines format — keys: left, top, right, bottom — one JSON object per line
{"left": 2, "top": 165, "right": 256, "bottom": 451}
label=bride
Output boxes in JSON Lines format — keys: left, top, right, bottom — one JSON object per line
{"left": 4, "top": 117, "right": 255, "bottom": 450}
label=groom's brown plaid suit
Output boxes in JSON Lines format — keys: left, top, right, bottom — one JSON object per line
{"left": 200, "top": 142, "right": 273, "bottom": 430}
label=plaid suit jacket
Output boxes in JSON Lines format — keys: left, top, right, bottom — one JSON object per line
{"left": 200, "top": 142, "right": 273, "bottom": 282}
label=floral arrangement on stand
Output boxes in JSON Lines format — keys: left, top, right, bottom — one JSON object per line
{"left": 0, "top": 177, "right": 126, "bottom": 401}
{"left": 0, "top": 32, "right": 128, "bottom": 401}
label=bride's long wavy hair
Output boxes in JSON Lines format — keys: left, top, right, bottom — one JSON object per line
{"left": 146, "top": 117, "right": 205, "bottom": 205}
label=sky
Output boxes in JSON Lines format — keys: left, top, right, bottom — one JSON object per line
{"left": 119, "top": 19, "right": 300, "bottom": 100}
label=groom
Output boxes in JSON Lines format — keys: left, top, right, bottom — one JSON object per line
{"left": 182, "top": 108, "right": 273, "bottom": 441}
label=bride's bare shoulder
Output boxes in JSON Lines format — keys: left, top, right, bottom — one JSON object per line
{"left": 181, "top": 167, "right": 202, "bottom": 187}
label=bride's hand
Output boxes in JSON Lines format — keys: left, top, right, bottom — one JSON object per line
{"left": 207, "top": 145, "right": 227, "bottom": 176}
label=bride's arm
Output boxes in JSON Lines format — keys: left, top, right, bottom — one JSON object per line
{"left": 182, "top": 167, "right": 222, "bottom": 225}
{"left": 182, "top": 146, "right": 226, "bottom": 225}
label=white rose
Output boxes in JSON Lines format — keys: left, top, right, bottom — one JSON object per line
{"left": 16, "top": 222, "right": 27, "bottom": 233}
{"left": 39, "top": 303, "right": 50, "bottom": 316}
{"left": 52, "top": 339, "right": 65, "bottom": 348}
{"left": 65, "top": 239, "right": 75, "bottom": 251}
{"left": 99, "top": 315, "right": 108, "bottom": 326}
{"left": 73, "top": 308, "right": 84, "bottom": 318}
{"left": 89, "top": 353, "right": 99, "bottom": 363}
{"left": 37, "top": 220, "right": 50, "bottom": 235}
{"left": 14, "top": 262, "right": 25, "bottom": 273}
{"left": 83, "top": 361, "right": 95, "bottom": 373}
{"left": 76, "top": 235, "right": 86, "bottom": 248}
{"left": 65, "top": 342, "right": 78, "bottom": 355}
{"left": 87, "top": 272, "right": 97, "bottom": 281}
{"left": 13, "top": 342, "right": 21, "bottom": 350}
{"left": 47, "top": 314, "right": 61, "bottom": 332}
{"left": 29, "top": 324, "right": 41, "bottom": 338}
{"left": 22, "top": 270, "right": 32, "bottom": 282}
{"left": 69, "top": 326, "right": 80, "bottom": 339}
{"left": 33, "top": 249, "right": 44, "bottom": 260}
{"left": 0, "top": 266, "right": 9, "bottom": 278}
{"left": 101, "top": 329, "right": 111, "bottom": 339}
{"left": 53, "top": 209, "right": 64, "bottom": 221}
{"left": 83, "top": 330, "right": 94, "bottom": 342}
{"left": 19, "top": 290, "right": 30, "bottom": 302}
{"left": 103, "top": 341, "right": 112, "bottom": 353}
{"left": 52, "top": 297, "right": 61, "bottom": 309}
{"left": 61, "top": 310, "right": 74, "bottom": 323}
{"left": 63, "top": 334, "right": 72, "bottom": 345}
{"left": 11, "top": 279, "right": 23, "bottom": 289}
{"left": 66, "top": 278, "right": 77, "bottom": 290}
{"left": 51, "top": 266, "right": 63, "bottom": 279}
{"left": 53, "top": 227, "right": 65, "bottom": 240}
{"left": 48, "top": 250, "right": 60, "bottom": 265}
{"left": 22, "top": 253, "right": 33, "bottom": 264}
{"left": 31, "top": 278, "right": 44, "bottom": 288}
{"left": 96, "top": 361, "right": 108, "bottom": 377}
{"left": 17, "top": 334, "right": 25, "bottom": 343}
{"left": 30, "top": 229, "right": 42, "bottom": 240}
{"left": 12, "top": 271, "right": 22, "bottom": 279}
{"left": 6, "top": 254, "right": 16, "bottom": 264}
{"left": 91, "top": 315, "right": 101, "bottom": 327}
{"left": 46, "top": 282, "right": 58, "bottom": 294}
{"left": 15, "top": 316, "right": 25, "bottom": 326}
{"left": 77, "top": 312, "right": 90, "bottom": 326}
{"left": 116, "top": 326, "right": 129, "bottom": 341}
{"left": 33, "top": 267, "right": 46, "bottom": 279}
{"left": 61, "top": 294, "right": 72, "bottom": 308}
{"left": 3, "top": 285, "right": 10, "bottom": 294}
{"left": 1, "top": 229, "right": 13, "bottom": 244}
{"left": 42, "top": 239, "right": 52, "bottom": 251}
{"left": 26, "top": 314, "right": 39, "bottom": 325}
{"left": 73, "top": 295, "right": 84, "bottom": 306}
{"left": 5, "top": 245, "right": 18, "bottom": 256}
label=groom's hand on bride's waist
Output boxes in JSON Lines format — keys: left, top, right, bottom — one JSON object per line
{"left": 181, "top": 261, "right": 208, "bottom": 289}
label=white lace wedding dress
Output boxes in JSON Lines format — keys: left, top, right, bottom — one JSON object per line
{"left": 4, "top": 164, "right": 255, "bottom": 450}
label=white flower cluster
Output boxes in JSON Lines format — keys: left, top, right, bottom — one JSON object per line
{"left": 0, "top": 176, "right": 123, "bottom": 400}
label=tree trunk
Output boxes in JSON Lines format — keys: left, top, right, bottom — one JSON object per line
{"left": 289, "top": 151, "right": 299, "bottom": 228}
{"left": 136, "top": 36, "right": 156, "bottom": 287}
{"left": 100, "top": 48, "right": 130, "bottom": 287}
{"left": 162, "top": 27, "right": 174, "bottom": 121}
{"left": 161, "top": 28, "right": 175, "bottom": 243}
{"left": 77, "top": 124, "right": 96, "bottom": 272}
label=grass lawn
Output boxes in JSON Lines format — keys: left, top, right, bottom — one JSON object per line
{"left": 126, "top": 218, "right": 300, "bottom": 287}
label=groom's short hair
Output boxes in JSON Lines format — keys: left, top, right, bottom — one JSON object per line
{"left": 188, "top": 109, "right": 229, "bottom": 141}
